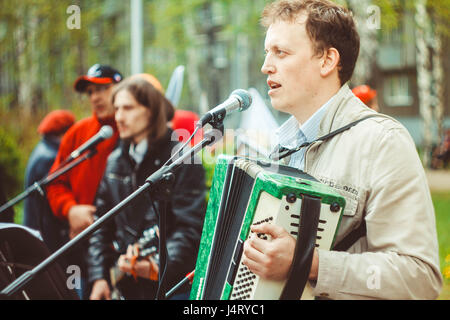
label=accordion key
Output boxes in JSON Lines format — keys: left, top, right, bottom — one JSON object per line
{"left": 190, "top": 155, "right": 345, "bottom": 300}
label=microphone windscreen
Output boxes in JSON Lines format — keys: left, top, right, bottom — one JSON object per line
{"left": 231, "top": 89, "right": 253, "bottom": 111}
{"left": 99, "top": 125, "right": 114, "bottom": 139}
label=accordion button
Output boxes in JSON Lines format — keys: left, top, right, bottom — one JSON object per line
{"left": 287, "top": 193, "right": 297, "bottom": 203}
{"left": 330, "top": 203, "right": 341, "bottom": 212}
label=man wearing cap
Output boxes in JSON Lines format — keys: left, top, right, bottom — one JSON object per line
{"left": 24, "top": 110, "right": 75, "bottom": 252}
{"left": 45, "top": 64, "right": 123, "bottom": 299}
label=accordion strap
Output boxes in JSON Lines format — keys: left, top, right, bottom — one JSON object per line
{"left": 280, "top": 195, "right": 321, "bottom": 300}
{"left": 271, "top": 115, "right": 379, "bottom": 162}
{"left": 333, "top": 220, "right": 367, "bottom": 252}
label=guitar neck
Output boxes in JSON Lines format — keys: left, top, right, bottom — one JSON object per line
{"left": 110, "top": 264, "right": 126, "bottom": 288}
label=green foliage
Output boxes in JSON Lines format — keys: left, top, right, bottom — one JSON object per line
{"left": 201, "top": 139, "right": 238, "bottom": 202}
{"left": 0, "top": 127, "right": 23, "bottom": 198}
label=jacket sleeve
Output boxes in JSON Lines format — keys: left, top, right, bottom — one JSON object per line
{"left": 86, "top": 172, "right": 117, "bottom": 284}
{"left": 24, "top": 152, "right": 55, "bottom": 230}
{"left": 45, "top": 132, "right": 78, "bottom": 219}
{"left": 163, "top": 160, "right": 207, "bottom": 291}
{"left": 311, "top": 127, "right": 443, "bottom": 300}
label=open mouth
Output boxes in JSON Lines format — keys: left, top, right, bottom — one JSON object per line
{"left": 268, "top": 80, "right": 282, "bottom": 92}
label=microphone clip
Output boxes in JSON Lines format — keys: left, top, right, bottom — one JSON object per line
{"left": 209, "top": 117, "right": 225, "bottom": 135}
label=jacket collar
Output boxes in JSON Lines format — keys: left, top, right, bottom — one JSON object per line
{"left": 119, "top": 128, "right": 174, "bottom": 164}
{"left": 317, "top": 83, "right": 376, "bottom": 137}
{"left": 42, "top": 135, "right": 61, "bottom": 149}
{"left": 273, "top": 84, "right": 373, "bottom": 165}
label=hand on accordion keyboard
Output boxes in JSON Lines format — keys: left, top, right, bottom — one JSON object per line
{"left": 242, "top": 223, "right": 319, "bottom": 281}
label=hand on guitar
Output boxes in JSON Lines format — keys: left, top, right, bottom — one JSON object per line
{"left": 117, "top": 244, "right": 159, "bottom": 281}
{"left": 242, "top": 223, "right": 319, "bottom": 281}
{"left": 90, "top": 279, "right": 111, "bottom": 300}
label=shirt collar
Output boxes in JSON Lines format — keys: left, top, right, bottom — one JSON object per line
{"left": 276, "top": 95, "right": 335, "bottom": 149}
{"left": 129, "top": 138, "right": 148, "bottom": 165}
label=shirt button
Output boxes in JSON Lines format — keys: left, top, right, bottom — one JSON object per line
{"left": 154, "top": 159, "right": 161, "bottom": 166}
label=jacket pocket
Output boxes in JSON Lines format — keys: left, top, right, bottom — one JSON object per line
{"left": 316, "top": 176, "right": 361, "bottom": 217}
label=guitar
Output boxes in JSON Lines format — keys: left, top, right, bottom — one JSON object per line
{"left": 109, "top": 225, "right": 159, "bottom": 300}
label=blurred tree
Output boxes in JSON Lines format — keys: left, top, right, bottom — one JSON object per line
{"left": 0, "top": 0, "right": 130, "bottom": 115}
{"left": 0, "top": 127, "right": 23, "bottom": 199}
{"left": 0, "top": 0, "right": 448, "bottom": 169}
{"left": 146, "top": 0, "right": 270, "bottom": 112}
{"left": 338, "top": 0, "right": 449, "bottom": 167}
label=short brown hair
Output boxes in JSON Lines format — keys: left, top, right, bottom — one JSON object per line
{"left": 262, "top": 0, "right": 360, "bottom": 85}
{"left": 112, "top": 77, "right": 175, "bottom": 144}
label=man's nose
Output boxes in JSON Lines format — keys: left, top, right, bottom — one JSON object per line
{"left": 115, "top": 108, "right": 123, "bottom": 122}
{"left": 261, "top": 56, "right": 275, "bottom": 75}
{"left": 90, "top": 90, "right": 102, "bottom": 103}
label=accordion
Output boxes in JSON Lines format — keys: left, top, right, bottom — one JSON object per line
{"left": 190, "top": 155, "right": 345, "bottom": 300}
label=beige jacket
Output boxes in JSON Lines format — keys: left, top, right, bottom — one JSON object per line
{"left": 284, "top": 84, "right": 443, "bottom": 300}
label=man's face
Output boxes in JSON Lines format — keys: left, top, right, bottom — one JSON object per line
{"left": 114, "top": 89, "right": 151, "bottom": 144}
{"left": 261, "top": 16, "right": 323, "bottom": 117}
{"left": 85, "top": 83, "right": 115, "bottom": 120}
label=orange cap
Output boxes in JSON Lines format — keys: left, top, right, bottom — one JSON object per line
{"left": 37, "top": 110, "right": 76, "bottom": 136}
{"left": 130, "top": 73, "right": 164, "bottom": 94}
{"left": 352, "top": 85, "right": 377, "bottom": 105}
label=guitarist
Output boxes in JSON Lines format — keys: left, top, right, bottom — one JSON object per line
{"left": 87, "top": 76, "right": 206, "bottom": 300}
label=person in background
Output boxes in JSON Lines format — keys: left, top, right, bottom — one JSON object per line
{"left": 87, "top": 77, "right": 206, "bottom": 300}
{"left": 23, "top": 110, "right": 76, "bottom": 252}
{"left": 45, "top": 64, "right": 123, "bottom": 299}
{"left": 352, "top": 85, "right": 379, "bottom": 112}
{"left": 171, "top": 109, "right": 201, "bottom": 146}
{"left": 130, "top": 73, "right": 165, "bottom": 93}
{"left": 431, "top": 129, "right": 450, "bottom": 170}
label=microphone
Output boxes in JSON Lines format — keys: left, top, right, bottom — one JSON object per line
{"left": 197, "top": 89, "right": 252, "bottom": 128}
{"left": 67, "top": 125, "right": 114, "bottom": 162}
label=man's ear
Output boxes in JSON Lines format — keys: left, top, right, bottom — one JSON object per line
{"left": 320, "top": 47, "right": 340, "bottom": 78}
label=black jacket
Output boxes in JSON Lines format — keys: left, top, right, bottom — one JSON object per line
{"left": 87, "top": 129, "right": 206, "bottom": 296}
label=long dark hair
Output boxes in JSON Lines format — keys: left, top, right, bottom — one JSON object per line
{"left": 111, "top": 77, "right": 175, "bottom": 144}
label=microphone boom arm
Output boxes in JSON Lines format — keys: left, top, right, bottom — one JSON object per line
{"left": 0, "top": 149, "right": 98, "bottom": 216}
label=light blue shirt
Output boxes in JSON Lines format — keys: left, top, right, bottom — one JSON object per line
{"left": 275, "top": 98, "right": 334, "bottom": 171}
{"left": 129, "top": 138, "right": 148, "bottom": 165}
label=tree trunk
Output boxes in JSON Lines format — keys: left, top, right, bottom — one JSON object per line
{"left": 431, "top": 33, "right": 444, "bottom": 143}
{"left": 16, "top": 10, "right": 32, "bottom": 115}
{"left": 183, "top": 13, "right": 207, "bottom": 114}
{"left": 415, "top": 0, "right": 434, "bottom": 167}
{"left": 347, "top": 0, "right": 379, "bottom": 86}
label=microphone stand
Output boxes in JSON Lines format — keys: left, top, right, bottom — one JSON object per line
{"left": 0, "top": 150, "right": 98, "bottom": 215}
{"left": 0, "top": 127, "right": 222, "bottom": 299}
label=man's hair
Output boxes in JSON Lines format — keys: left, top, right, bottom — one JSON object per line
{"left": 262, "top": 0, "right": 360, "bottom": 85}
{"left": 111, "top": 77, "right": 175, "bottom": 143}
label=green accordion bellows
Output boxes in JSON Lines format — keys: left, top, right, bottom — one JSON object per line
{"left": 190, "top": 155, "right": 345, "bottom": 300}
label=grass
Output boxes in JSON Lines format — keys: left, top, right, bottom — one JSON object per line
{"left": 432, "top": 191, "right": 450, "bottom": 300}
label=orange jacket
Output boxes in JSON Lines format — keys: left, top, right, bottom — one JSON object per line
{"left": 46, "top": 115, "right": 119, "bottom": 219}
